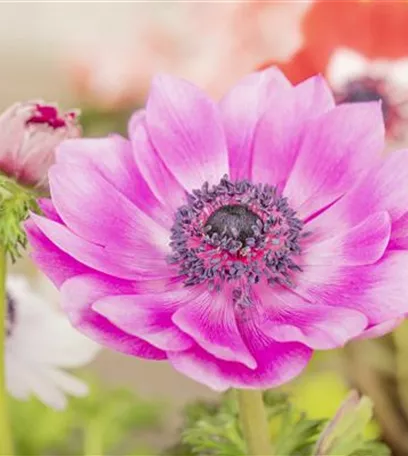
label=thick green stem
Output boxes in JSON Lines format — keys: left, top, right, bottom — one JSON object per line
{"left": 236, "top": 389, "right": 272, "bottom": 456}
{"left": 0, "top": 245, "right": 12, "bottom": 455}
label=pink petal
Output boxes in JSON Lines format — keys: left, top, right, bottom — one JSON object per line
{"left": 259, "top": 287, "right": 367, "bottom": 349}
{"left": 172, "top": 290, "right": 256, "bottom": 369}
{"left": 284, "top": 102, "right": 384, "bottom": 219}
{"left": 294, "top": 75, "right": 335, "bottom": 114}
{"left": 168, "top": 338, "right": 311, "bottom": 391}
{"left": 25, "top": 219, "right": 93, "bottom": 287}
{"left": 146, "top": 74, "right": 228, "bottom": 192}
{"left": 30, "top": 213, "right": 171, "bottom": 280}
{"left": 251, "top": 75, "right": 335, "bottom": 189}
{"left": 296, "top": 251, "right": 408, "bottom": 324}
{"left": 56, "top": 135, "right": 172, "bottom": 228}
{"left": 49, "top": 163, "right": 171, "bottom": 275}
{"left": 308, "top": 149, "right": 408, "bottom": 238}
{"left": 219, "top": 68, "right": 292, "bottom": 181}
{"left": 128, "top": 113, "right": 186, "bottom": 213}
{"left": 303, "top": 211, "right": 391, "bottom": 266}
{"left": 60, "top": 274, "right": 166, "bottom": 360}
{"left": 93, "top": 291, "right": 193, "bottom": 352}
{"left": 356, "top": 318, "right": 404, "bottom": 340}
{"left": 37, "top": 198, "right": 63, "bottom": 223}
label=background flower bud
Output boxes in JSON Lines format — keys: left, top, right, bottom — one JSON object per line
{"left": 0, "top": 101, "right": 80, "bottom": 190}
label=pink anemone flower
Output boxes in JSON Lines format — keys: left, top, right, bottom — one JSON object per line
{"left": 26, "top": 69, "right": 408, "bottom": 391}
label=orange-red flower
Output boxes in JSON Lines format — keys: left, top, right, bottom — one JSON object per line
{"left": 261, "top": 0, "right": 408, "bottom": 140}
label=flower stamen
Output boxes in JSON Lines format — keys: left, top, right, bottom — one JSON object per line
{"left": 168, "top": 175, "right": 304, "bottom": 293}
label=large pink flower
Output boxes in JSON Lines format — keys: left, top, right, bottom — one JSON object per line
{"left": 26, "top": 69, "right": 408, "bottom": 390}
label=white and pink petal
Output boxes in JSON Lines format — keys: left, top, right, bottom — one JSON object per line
{"left": 168, "top": 339, "right": 311, "bottom": 391}
{"left": 172, "top": 290, "right": 256, "bottom": 369}
{"left": 284, "top": 102, "right": 384, "bottom": 219}
{"left": 250, "top": 75, "right": 335, "bottom": 189}
{"left": 219, "top": 68, "right": 292, "bottom": 181}
{"left": 303, "top": 211, "right": 391, "bottom": 266}
{"left": 146, "top": 74, "right": 228, "bottom": 192}
{"left": 93, "top": 291, "right": 193, "bottom": 352}
{"left": 56, "top": 135, "right": 172, "bottom": 229}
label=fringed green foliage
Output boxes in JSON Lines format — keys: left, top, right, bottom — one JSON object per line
{"left": 165, "top": 391, "right": 324, "bottom": 456}
{"left": 0, "top": 175, "right": 39, "bottom": 261}
{"left": 10, "top": 378, "right": 163, "bottom": 456}
{"left": 166, "top": 390, "right": 390, "bottom": 456}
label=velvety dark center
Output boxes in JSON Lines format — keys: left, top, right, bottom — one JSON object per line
{"left": 341, "top": 79, "right": 389, "bottom": 120}
{"left": 204, "top": 204, "right": 262, "bottom": 245}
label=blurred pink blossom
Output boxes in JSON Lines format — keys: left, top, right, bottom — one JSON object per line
{"left": 0, "top": 101, "right": 80, "bottom": 189}
{"left": 69, "top": 1, "right": 311, "bottom": 108}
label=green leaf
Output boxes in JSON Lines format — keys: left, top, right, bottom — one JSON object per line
{"left": 313, "top": 391, "right": 390, "bottom": 456}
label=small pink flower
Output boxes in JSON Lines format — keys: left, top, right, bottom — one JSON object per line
{"left": 26, "top": 70, "right": 408, "bottom": 390}
{"left": 0, "top": 101, "right": 80, "bottom": 189}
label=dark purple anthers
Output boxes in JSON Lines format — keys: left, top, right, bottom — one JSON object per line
{"left": 168, "top": 175, "right": 304, "bottom": 297}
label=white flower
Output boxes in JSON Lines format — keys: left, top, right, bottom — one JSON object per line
{"left": 5, "top": 275, "right": 100, "bottom": 410}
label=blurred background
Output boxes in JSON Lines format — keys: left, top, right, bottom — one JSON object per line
{"left": 4, "top": 1, "right": 408, "bottom": 455}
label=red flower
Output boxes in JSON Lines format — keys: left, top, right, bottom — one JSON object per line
{"left": 260, "top": 0, "right": 408, "bottom": 140}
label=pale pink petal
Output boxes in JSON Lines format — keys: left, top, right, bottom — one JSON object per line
{"left": 389, "top": 213, "right": 408, "bottom": 249}
{"left": 49, "top": 163, "right": 171, "bottom": 273}
{"left": 356, "top": 318, "right": 404, "bottom": 340}
{"left": 168, "top": 338, "right": 311, "bottom": 391}
{"left": 25, "top": 219, "right": 93, "bottom": 287}
{"left": 219, "top": 68, "right": 292, "bottom": 181}
{"left": 172, "top": 290, "right": 256, "bottom": 369}
{"left": 93, "top": 291, "right": 193, "bottom": 351}
{"left": 29, "top": 214, "right": 172, "bottom": 280}
{"left": 296, "top": 251, "right": 408, "bottom": 324}
{"left": 146, "top": 74, "right": 228, "bottom": 191}
{"left": 60, "top": 274, "right": 167, "bottom": 360}
{"left": 56, "top": 135, "right": 172, "bottom": 228}
{"left": 294, "top": 75, "right": 335, "bottom": 115}
{"left": 284, "top": 102, "right": 384, "bottom": 219}
{"left": 129, "top": 113, "right": 186, "bottom": 213}
{"left": 37, "top": 198, "right": 63, "bottom": 223}
{"left": 308, "top": 149, "right": 408, "bottom": 238}
{"left": 251, "top": 75, "right": 335, "bottom": 189}
{"left": 259, "top": 287, "right": 367, "bottom": 349}
{"left": 303, "top": 211, "right": 391, "bottom": 266}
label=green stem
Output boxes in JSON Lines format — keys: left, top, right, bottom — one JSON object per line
{"left": 0, "top": 245, "right": 12, "bottom": 456}
{"left": 84, "top": 419, "right": 104, "bottom": 456}
{"left": 236, "top": 389, "right": 272, "bottom": 456}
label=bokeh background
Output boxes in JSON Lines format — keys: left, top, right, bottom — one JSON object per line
{"left": 4, "top": 1, "right": 408, "bottom": 455}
